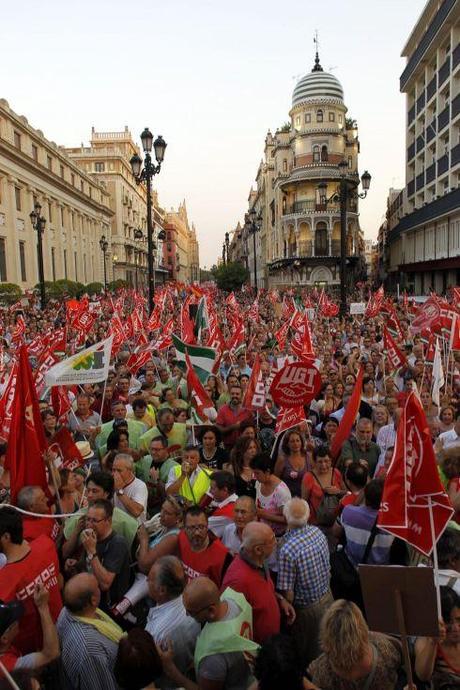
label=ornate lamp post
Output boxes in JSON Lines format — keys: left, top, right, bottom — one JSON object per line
{"left": 99, "top": 235, "right": 109, "bottom": 290}
{"left": 318, "top": 163, "right": 371, "bottom": 316}
{"left": 130, "top": 128, "right": 167, "bottom": 314}
{"left": 245, "top": 208, "right": 263, "bottom": 294}
{"left": 29, "top": 201, "right": 46, "bottom": 309}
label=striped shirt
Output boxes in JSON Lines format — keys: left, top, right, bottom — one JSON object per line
{"left": 56, "top": 608, "right": 118, "bottom": 690}
{"left": 277, "top": 526, "right": 330, "bottom": 606}
{"left": 341, "top": 505, "right": 394, "bottom": 566}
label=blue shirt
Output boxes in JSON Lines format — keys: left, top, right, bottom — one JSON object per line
{"left": 341, "top": 505, "right": 394, "bottom": 566}
{"left": 277, "top": 525, "right": 330, "bottom": 606}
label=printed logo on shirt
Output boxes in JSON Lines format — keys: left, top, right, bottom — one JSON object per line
{"left": 16, "top": 563, "right": 58, "bottom": 600}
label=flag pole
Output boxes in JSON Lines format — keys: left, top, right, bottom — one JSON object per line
{"left": 428, "top": 495, "right": 442, "bottom": 618}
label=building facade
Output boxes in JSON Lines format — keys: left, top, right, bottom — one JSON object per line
{"left": 387, "top": 0, "right": 460, "bottom": 294}
{"left": 164, "top": 201, "right": 200, "bottom": 283}
{"left": 0, "top": 99, "right": 113, "bottom": 289}
{"left": 239, "top": 54, "right": 367, "bottom": 290}
{"left": 66, "top": 127, "right": 167, "bottom": 287}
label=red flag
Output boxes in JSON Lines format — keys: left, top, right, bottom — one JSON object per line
{"left": 126, "top": 348, "right": 153, "bottom": 375}
{"left": 180, "top": 304, "right": 196, "bottom": 344}
{"left": 242, "top": 355, "right": 264, "bottom": 410}
{"left": 378, "top": 392, "right": 454, "bottom": 556}
{"left": 50, "top": 386, "right": 72, "bottom": 423}
{"left": 34, "top": 350, "right": 60, "bottom": 397}
{"left": 11, "top": 315, "right": 26, "bottom": 345}
{"left": 274, "top": 321, "right": 290, "bottom": 351}
{"left": 4, "top": 346, "right": 48, "bottom": 503}
{"left": 0, "top": 362, "right": 19, "bottom": 440}
{"left": 227, "top": 320, "right": 245, "bottom": 353}
{"left": 365, "top": 286, "right": 384, "bottom": 318}
{"left": 72, "top": 309, "right": 96, "bottom": 335}
{"left": 291, "top": 314, "right": 314, "bottom": 358}
{"left": 185, "top": 352, "right": 214, "bottom": 420}
{"left": 410, "top": 296, "right": 442, "bottom": 335}
{"left": 330, "top": 367, "right": 364, "bottom": 460}
{"left": 48, "top": 427, "right": 85, "bottom": 471}
{"left": 383, "top": 326, "right": 407, "bottom": 372}
{"left": 275, "top": 406, "right": 306, "bottom": 435}
{"left": 450, "top": 313, "right": 460, "bottom": 351}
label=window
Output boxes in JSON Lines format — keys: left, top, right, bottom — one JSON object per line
{"left": 80, "top": 181, "right": 84, "bottom": 193}
{"left": 83, "top": 254, "right": 87, "bottom": 283}
{"left": 0, "top": 238, "right": 6, "bottom": 280}
{"left": 32, "top": 144, "right": 38, "bottom": 162}
{"left": 282, "top": 159, "right": 288, "bottom": 172}
{"left": 316, "top": 110, "right": 323, "bottom": 123}
{"left": 305, "top": 113, "right": 311, "bottom": 123}
{"left": 60, "top": 165, "right": 65, "bottom": 179}
{"left": 338, "top": 114, "right": 343, "bottom": 124}
{"left": 167, "top": 231, "right": 171, "bottom": 240}
{"left": 89, "top": 187, "right": 91, "bottom": 198}
{"left": 51, "top": 247, "right": 56, "bottom": 281}
{"left": 14, "top": 187, "right": 21, "bottom": 211}
{"left": 14, "top": 131, "right": 21, "bottom": 149}
{"left": 74, "top": 252, "right": 78, "bottom": 281}
{"left": 19, "top": 241, "right": 26, "bottom": 281}
{"left": 63, "top": 249, "right": 68, "bottom": 279}
{"left": 313, "top": 145, "right": 320, "bottom": 162}
{"left": 71, "top": 174, "right": 75, "bottom": 186}
{"left": 315, "top": 223, "right": 328, "bottom": 255}
{"left": 348, "top": 155, "right": 353, "bottom": 169}
{"left": 47, "top": 156, "right": 52, "bottom": 171}
{"left": 329, "top": 112, "right": 335, "bottom": 122}
{"left": 48, "top": 202, "right": 52, "bottom": 223}
{"left": 295, "top": 116, "right": 300, "bottom": 127}
{"left": 95, "top": 162, "right": 105, "bottom": 172}
{"left": 60, "top": 207, "right": 64, "bottom": 226}
{"left": 321, "top": 145, "right": 328, "bottom": 162}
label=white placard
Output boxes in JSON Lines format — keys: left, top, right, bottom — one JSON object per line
{"left": 350, "top": 302, "right": 366, "bottom": 315}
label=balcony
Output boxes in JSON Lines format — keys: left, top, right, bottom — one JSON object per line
{"left": 452, "top": 143, "right": 460, "bottom": 167}
{"left": 416, "top": 135, "right": 425, "bottom": 153}
{"left": 427, "top": 75, "right": 437, "bottom": 101}
{"left": 416, "top": 91, "right": 426, "bottom": 114}
{"left": 426, "top": 162, "right": 436, "bottom": 184}
{"left": 454, "top": 44, "right": 460, "bottom": 70}
{"left": 438, "top": 104, "right": 450, "bottom": 132}
{"left": 273, "top": 238, "right": 345, "bottom": 261}
{"left": 416, "top": 171, "right": 425, "bottom": 191}
{"left": 283, "top": 200, "right": 342, "bottom": 216}
{"left": 438, "top": 57, "right": 451, "bottom": 87}
{"left": 400, "top": 0, "right": 456, "bottom": 90}
{"left": 407, "top": 142, "right": 416, "bottom": 161}
{"left": 437, "top": 154, "right": 449, "bottom": 176}
{"left": 408, "top": 104, "right": 416, "bottom": 125}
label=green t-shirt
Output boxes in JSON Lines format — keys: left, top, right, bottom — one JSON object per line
{"left": 95, "top": 418, "right": 146, "bottom": 451}
{"left": 135, "top": 455, "right": 179, "bottom": 484}
{"left": 63, "top": 506, "right": 138, "bottom": 549}
{"left": 139, "top": 423, "right": 187, "bottom": 455}
{"left": 340, "top": 439, "right": 381, "bottom": 475}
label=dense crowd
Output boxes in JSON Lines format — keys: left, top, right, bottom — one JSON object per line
{"left": 0, "top": 285, "right": 459, "bottom": 690}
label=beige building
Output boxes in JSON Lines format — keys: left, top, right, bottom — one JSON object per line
{"left": 66, "top": 127, "right": 167, "bottom": 287}
{"left": 0, "top": 99, "right": 112, "bottom": 288}
{"left": 164, "top": 200, "right": 200, "bottom": 283}
{"left": 387, "top": 0, "right": 460, "bottom": 294}
{"left": 237, "top": 53, "right": 367, "bottom": 290}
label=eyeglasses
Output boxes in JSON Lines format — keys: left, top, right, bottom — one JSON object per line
{"left": 185, "top": 524, "right": 207, "bottom": 532}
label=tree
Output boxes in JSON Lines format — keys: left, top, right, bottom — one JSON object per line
{"left": 0, "top": 283, "right": 22, "bottom": 305}
{"left": 279, "top": 122, "right": 291, "bottom": 132}
{"left": 211, "top": 262, "right": 249, "bottom": 292}
{"left": 107, "top": 279, "right": 128, "bottom": 291}
{"left": 85, "top": 282, "right": 104, "bottom": 295}
{"left": 34, "top": 279, "right": 84, "bottom": 299}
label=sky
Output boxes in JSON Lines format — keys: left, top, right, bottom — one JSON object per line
{"left": 1, "top": 0, "right": 425, "bottom": 268}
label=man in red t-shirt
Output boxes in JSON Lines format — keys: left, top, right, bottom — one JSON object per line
{"left": 0, "top": 507, "right": 62, "bottom": 654}
{"left": 177, "top": 507, "right": 232, "bottom": 587}
{"left": 222, "top": 521, "right": 294, "bottom": 643}
{"left": 17, "top": 486, "right": 60, "bottom": 543}
{"left": 215, "top": 385, "right": 253, "bottom": 450}
{"left": 206, "top": 471, "right": 238, "bottom": 539}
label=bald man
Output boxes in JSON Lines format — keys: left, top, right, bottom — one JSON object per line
{"left": 57, "top": 574, "right": 124, "bottom": 690}
{"left": 221, "top": 522, "right": 295, "bottom": 643}
{"left": 159, "top": 576, "right": 259, "bottom": 690}
{"left": 221, "top": 496, "right": 257, "bottom": 555}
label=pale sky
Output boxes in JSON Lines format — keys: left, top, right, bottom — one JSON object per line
{"left": 1, "top": 0, "right": 425, "bottom": 268}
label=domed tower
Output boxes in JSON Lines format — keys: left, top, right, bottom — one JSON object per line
{"left": 267, "top": 51, "right": 364, "bottom": 289}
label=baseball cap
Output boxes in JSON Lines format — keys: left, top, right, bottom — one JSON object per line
{"left": 0, "top": 600, "right": 24, "bottom": 635}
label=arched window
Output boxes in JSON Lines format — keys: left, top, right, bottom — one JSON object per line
{"left": 313, "top": 145, "right": 320, "bottom": 163}
{"left": 316, "top": 109, "right": 323, "bottom": 123}
{"left": 321, "top": 145, "right": 328, "bottom": 162}
{"left": 315, "top": 222, "right": 328, "bottom": 256}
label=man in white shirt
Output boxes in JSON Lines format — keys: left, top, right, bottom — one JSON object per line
{"left": 222, "top": 496, "right": 257, "bottom": 555}
{"left": 112, "top": 453, "right": 148, "bottom": 523}
{"left": 438, "top": 413, "right": 460, "bottom": 450}
{"left": 375, "top": 409, "right": 401, "bottom": 474}
{"left": 207, "top": 471, "right": 239, "bottom": 539}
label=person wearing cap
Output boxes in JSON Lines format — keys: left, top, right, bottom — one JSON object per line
{"left": 0, "top": 583, "right": 59, "bottom": 673}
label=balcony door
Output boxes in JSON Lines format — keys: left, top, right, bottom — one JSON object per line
{"left": 315, "top": 223, "right": 328, "bottom": 256}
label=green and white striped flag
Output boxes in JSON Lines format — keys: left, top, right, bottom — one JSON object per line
{"left": 194, "top": 296, "right": 209, "bottom": 340}
{"left": 171, "top": 333, "right": 216, "bottom": 384}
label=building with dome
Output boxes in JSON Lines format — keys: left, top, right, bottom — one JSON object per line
{"left": 231, "top": 52, "right": 367, "bottom": 290}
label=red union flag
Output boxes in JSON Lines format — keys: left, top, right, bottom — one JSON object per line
{"left": 383, "top": 326, "right": 407, "bottom": 371}
{"left": 378, "top": 392, "right": 454, "bottom": 556}
{"left": 410, "top": 296, "right": 441, "bottom": 335}
{"left": 48, "top": 427, "right": 85, "bottom": 471}
{"left": 275, "top": 405, "right": 306, "bottom": 435}
{"left": 270, "top": 361, "right": 321, "bottom": 408}
{"left": 243, "top": 355, "right": 265, "bottom": 410}
{"left": 330, "top": 366, "right": 364, "bottom": 460}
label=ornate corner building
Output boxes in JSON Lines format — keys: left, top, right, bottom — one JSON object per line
{"left": 242, "top": 54, "right": 366, "bottom": 290}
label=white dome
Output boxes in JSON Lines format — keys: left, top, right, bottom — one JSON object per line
{"left": 292, "top": 56, "right": 344, "bottom": 106}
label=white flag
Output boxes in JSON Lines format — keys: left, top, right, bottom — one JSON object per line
{"left": 431, "top": 337, "right": 445, "bottom": 410}
{"left": 45, "top": 335, "right": 113, "bottom": 386}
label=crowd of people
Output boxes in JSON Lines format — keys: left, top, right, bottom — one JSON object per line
{"left": 0, "top": 284, "right": 458, "bottom": 689}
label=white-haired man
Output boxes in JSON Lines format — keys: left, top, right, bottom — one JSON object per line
{"left": 112, "top": 453, "right": 148, "bottom": 523}
{"left": 277, "top": 497, "right": 332, "bottom": 665}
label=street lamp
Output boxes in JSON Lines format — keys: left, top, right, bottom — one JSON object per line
{"left": 225, "top": 232, "right": 230, "bottom": 263}
{"left": 29, "top": 201, "right": 46, "bottom": 309}
{"left": 245, "top": 209, "right": 263, "bottom": 294}
{"left": 130, "top": 128, "right": 167, "bottom": 314}
{"left": 318, "top": 164, "right": 371, "bottom": 316}
{"left": 99, "top": 234, "right": 109, "bottom": 290}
